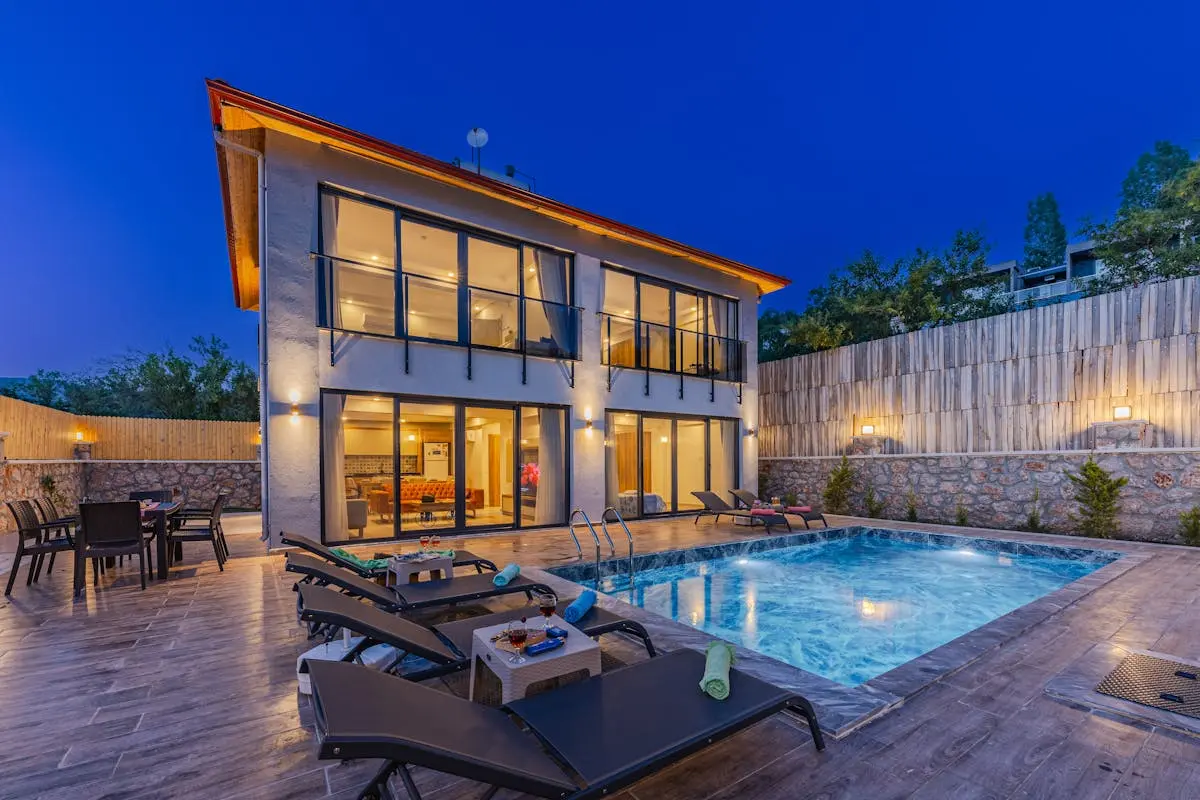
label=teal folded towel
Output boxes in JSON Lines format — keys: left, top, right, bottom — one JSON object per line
{"left": 332, "top": 548, "right": 389, "bottom": 572}
{"left": 699, "top": 640, "right": 736, "bottom": 700}
{"left": 493, "top": 563, "right": 521, "bottom": 586}
{"left": 562, "top": 590, "right": 596, "bottom": 623}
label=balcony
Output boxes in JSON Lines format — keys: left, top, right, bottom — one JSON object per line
{"left": 316, "top": 254, "right": 582, "bottom": 362}
{"left": 599, "top": 313, "right": 747, "bottom": 384}
{"left": 1011, "top": 275, "right": 1096, "bottom": 306}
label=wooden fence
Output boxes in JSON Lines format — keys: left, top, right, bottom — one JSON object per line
{"left": 760, "top": 276, "right": 1200, "bottom": 457}
{"left": 0, "top": 395, "right": 258, "bottom": 460}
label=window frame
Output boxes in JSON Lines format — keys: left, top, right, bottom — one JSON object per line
{"left": 600, "top": 263, "right": 742, "bottom": 377}
{"left": 316, "top": 185, "right": 577, "bottom": 358}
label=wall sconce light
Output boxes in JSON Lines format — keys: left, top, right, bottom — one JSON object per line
{"left": 407, "top": 433, "right": 416, "bottom": 442}
{"left": 288, "top": 390, "right": 301, "bottom": 418}
{"left": 1112, "top": 406, "right": 1132, "bottom": 421}
{"left": 583, "top": 408, "right": 594, "bottom": 436}
{"left": 860, "top": 424, "right": 876, "bottom": 435}
{"left": 660, "top": 436, "right": 669, "bottom": 444}
{"left": 744, "top": 427, "right": 758, "bottom": 437}
{"left": 75, "top": 431, "right": 84, "bottom": 442}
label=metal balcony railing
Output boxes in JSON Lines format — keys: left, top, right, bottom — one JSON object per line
{"left": 316, "top": 253, "right": 582, "bottom": 362}
{"left": 599, "top": 313, "right": 747, "bottom": 384}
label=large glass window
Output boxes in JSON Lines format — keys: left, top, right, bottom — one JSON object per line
{"left": 605, "top": 412, "right": 740, "bottom": 519}
{"left": 322, "top": 391, "right": 567, "bottom": 542}
{"left": 600, "top": 266, "right": 742, "bottom": 380}
{"left": 318, "top": 188, "right": 577, "bottom": 359}
{"left": 520, "top": 406, "right": 568, "bottom": 525}
{"left": 321, "top": 195, "right": 397, "bottom": 336}
{"left": 323, "top": 393, "right": 397, "bottom": 542}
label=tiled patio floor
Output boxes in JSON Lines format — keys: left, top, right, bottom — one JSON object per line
{"left": 2, "top": 514, "right": 1200, "bottom": 799}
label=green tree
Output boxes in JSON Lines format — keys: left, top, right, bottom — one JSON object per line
{"left": 822, "top": 456, "right": 855, "bottom": 515}
{"left": 1087, "top": 155, "right": 1200, "bottom": 293}
{"left": 757, "top": 308, "right": 804, "bottom": 363}
{"left": 1023, "top": 192, "right": 1068, "bottom": 272}
{"left": 1120, "top": 141, "right": 1193, "bottom": 213}
{"left": 1067, "top": 457, "right": 1128, "bottom": 539}
{"left": 2, "top": 337, "right": 258, "bottom": 421}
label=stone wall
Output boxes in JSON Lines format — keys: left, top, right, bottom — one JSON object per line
{"left": 0, "top": 461, "right": 86, "bottom": 528}
{"left": 761, "top": 450, "right": 1200, "bottom": 544}
{"left": 0, "top": 461, "right": 261, "bottom": 533}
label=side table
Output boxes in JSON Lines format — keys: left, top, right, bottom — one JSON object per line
{"left": 386, "top": 554, "right": 453, "bottom": 586}
{"left": 469, "top": 615, "right": 600, "bottom": 705}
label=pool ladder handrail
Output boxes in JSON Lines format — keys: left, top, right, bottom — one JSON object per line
{"left": 568, "top": 508, "right": 603, "bottom": 587}
{"left": 601, "top": 506, "right": 634, "bottom": 584}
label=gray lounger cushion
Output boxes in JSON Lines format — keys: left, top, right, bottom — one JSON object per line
{"left": 308, "top": 660, "right": 578, "bottom": 798}
{"left": 297, "top": 584, "right": 461, "bottom": 664}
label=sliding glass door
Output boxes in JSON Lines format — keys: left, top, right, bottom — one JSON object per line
{"left": 322, "top": 391, "right": 568, "bottom": 543}
{"left": 605, "top": 411, "right": 740, "bottom": 519}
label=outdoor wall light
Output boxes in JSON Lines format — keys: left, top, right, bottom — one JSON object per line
{"left": 1113, "top": 406, "right": 1132, "bottom": 421}
{"left": 860, "top": 424, "right": 875, "bottom": 435}
{"left": 744, "top": 427, "right": 758, "bottom": 437}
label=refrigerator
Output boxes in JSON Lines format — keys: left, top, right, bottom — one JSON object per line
{"left": 423, "top": 442, "right": 450, "bottom": 480}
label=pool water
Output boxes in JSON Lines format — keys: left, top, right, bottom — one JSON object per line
{"left": 596, "top": 536, "right": 1104, "bottom": 686}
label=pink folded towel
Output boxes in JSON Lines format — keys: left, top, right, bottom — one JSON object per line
{"left": 786, "top": 506, "right": 812, "bottom": 513}
{"left": 749, "top": 508, "right": 776, "bottom": 516}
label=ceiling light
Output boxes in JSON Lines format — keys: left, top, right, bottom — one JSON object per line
{"left": 371, "top": 255, "right": 379, "bottom": 261}
{"left": 528, "top": 266, "right": 536, "bottom": 273}
{"left": 400, "top": 418, "right": 406, "bottom": 423}
{"left": 446, "top": 272, "right": 455, "bottom": 278}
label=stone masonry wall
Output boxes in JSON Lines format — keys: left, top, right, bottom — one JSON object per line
{"left": 1, "top": 461, "right": 260, "bottom": 534}
{"left": 761, "top": 450, "right": 1200, "bottom": 544}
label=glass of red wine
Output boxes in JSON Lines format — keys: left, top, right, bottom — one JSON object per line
{"left": 506, "top": 619, "right": 528, "bottom": 664}
{"left": 419, "top": 535, "right": 431, "bottom": 552}
{"left": 536, "top": 591, "right": 558, "bottom": 630}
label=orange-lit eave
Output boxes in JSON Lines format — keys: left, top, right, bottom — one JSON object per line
{"left": 206, "top": 79, "right": 790, "bottom": 309}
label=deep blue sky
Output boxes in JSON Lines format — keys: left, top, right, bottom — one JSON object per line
{"left": 2, "top": 1, "right": 1198, "bottom": 375}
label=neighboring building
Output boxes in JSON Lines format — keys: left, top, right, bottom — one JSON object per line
{"left": 988, "top": 242, "right": 1106, "bottom": 306}
{"left": 206, "top": 80, "right": 788, "bottom": 548}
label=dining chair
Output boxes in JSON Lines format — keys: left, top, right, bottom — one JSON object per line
{"left": 4, "top": 500, "right": 74, "bottom": 595}
{"left": 172, "top": 493, "right": 228, "bottom": 570}
{"left": 75, "top": 502, "right": 151, "bottom": 594}
{"left": 32, "top": 497, "right": 78, "bottom": 573}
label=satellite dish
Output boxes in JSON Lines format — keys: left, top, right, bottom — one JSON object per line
{"left": 466, "top": 127, "right": 489, "bottom": 148}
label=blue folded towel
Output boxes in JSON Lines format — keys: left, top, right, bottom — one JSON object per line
{"left": 493, "top": 563, "right": 521, "bottom": 586}
{"left": 562, "top": 590, "right": 596, "bottom": 623}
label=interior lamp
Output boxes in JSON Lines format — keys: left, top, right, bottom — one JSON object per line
{"left": 1112, "top": 406, "right": 1132, "bottom": 421}
{"left": 860, "top": 424, "right": 875, "bottom": 435}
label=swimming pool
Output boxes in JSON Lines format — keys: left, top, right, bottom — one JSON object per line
{"left": 569, "top": 532, "right": 1114, "bottom": 686}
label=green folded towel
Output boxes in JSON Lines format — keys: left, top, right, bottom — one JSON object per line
{"left": 493, "top": 563, "right": 521, "bottom": 586}
{"left": 699, "top": 640, "right": 736, "bottom": 700}
{"left": 331, "top": 548, "right": 390, "bottom": 572}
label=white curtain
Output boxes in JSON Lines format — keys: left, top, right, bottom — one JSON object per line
{"left": 320, "top": 194, "right": 341, "bottom": 327}
{"left": 322, "top": 394, "right": 349, "bottom": 538}
{"left": 534, "top": 408, "right": 565, "bottom": 525}
{"left": 604, "top": 428, "right": 620, "bottom": 510}
{"left": 533, "top": 249, "right": 571, "bottom": 353}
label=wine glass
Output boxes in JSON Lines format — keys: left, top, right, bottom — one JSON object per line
{"left": 430, "top": 534, "right": 441, "bottom": 552}
{"left": 535, "top": 591, "right": 558, "bottom": 630}
{"left": 506, "top": 619, "right": 528, "bottom": 664}
{"left": 419, "top": 535, "right": 431, "bottom": 552}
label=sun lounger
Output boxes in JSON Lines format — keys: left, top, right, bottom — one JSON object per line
{"left": 285, "top": 552, "right": 549, "bottom": 613}
{"left": 280, "top": 531, "right": 497, "bottom": 575}
{"left": 730, "top": 489, "right": 828, "bottom": 529}
{"left": 296, "top": 584, "right": 656, "bottom": 683}
{"left": 307, "top": 649, "right": 824, "bottom": 799}
{"left": 691, "top": 491, "right": 790, "bottom": 531}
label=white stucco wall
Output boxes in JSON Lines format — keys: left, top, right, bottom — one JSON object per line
{"left": 261, "top": 131, "right": 760, "bottom": 545}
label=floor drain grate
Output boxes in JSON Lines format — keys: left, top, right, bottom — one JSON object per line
{"left": 1096, "top": 653, "right": 1200, "bottom": 720}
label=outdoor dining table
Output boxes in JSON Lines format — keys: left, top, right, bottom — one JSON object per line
{"left": 141, "top": 500, "right": 182, "bottom": 579}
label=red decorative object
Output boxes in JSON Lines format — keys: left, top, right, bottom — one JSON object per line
{"left": 521, "top": 462, "right": 540, "bottom": 489}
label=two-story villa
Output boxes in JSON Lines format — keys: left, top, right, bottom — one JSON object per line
{"left": 206, "top": 80, "right": 789, "bottom": 548}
